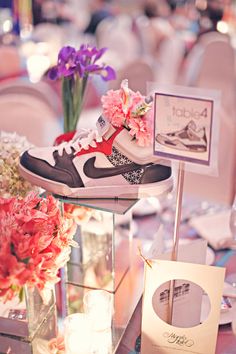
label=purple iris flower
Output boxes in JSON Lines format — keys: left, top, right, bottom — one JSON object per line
{"left": 47, "top": 43, "right": 116, "bottom": 133}
{"left": 101, "top": 65, "right": 116, "bottom": 81}
{"left": 75, "top": 45, "right": 110, "bottom": 75}
{"left": 77, "top": 44, "right": 106, "bottom": 63}
{"left": 84, "top": 64, "right": 101, "bottom": 73}
{"left": 94, "top": 47, "right": 107, "bottom": 61}
{"left": 48, "top": 44, "right": 115, "bottom": 82}
{"left": 57, "top": 46, "right": 77, "bottom": 77}
{"left": 48, "top": 46, "right": 78, "bottom": 80}
{"left": 59, "top": 46, "right": 76, "bottom": 62}
{"left": 48, "top": 66, "right": 59, "bottom": 80}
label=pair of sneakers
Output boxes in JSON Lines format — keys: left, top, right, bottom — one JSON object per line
{"left": 19, "top": 115, "right": 173, "bottom": 199}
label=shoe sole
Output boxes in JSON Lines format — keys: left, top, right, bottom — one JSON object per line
{"left": 19, "top": 163, "right": 173, "bottom": 199}
{"left": 156, "top": 134, "right": 207, "bottom": 152}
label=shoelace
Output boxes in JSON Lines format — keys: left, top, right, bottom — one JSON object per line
{"left": 57, "top": 129, "right": 103, "bottom": 156}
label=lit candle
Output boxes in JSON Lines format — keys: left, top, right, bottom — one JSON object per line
{"left": 64, "top": 313, "right": 92, "bottom": 354}
{"left": 83, "top": 290, "right": 113, "bottom": 332}
{"left": 91, "top": 329, "right": 112, "bottom": 354}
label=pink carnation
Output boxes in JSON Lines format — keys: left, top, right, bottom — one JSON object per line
{"left": 101, "top": 89, "right": 125, "bottom": 126}
{"left": 101, "top": 82, "right": 153, "bottom": 146}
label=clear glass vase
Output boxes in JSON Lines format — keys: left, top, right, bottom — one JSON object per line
{"left": 24, "top": 286, "right": 56, "bottom": 340}
{"left": 0, "top": 285, "right": 56, "bottom": 340}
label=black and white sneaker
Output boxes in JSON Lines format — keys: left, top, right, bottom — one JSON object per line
{"left": 156, "top": 120, "right": 207, "bottom": 152}
{"left": 19, "top": 116, "right": 173, "bottom": 199}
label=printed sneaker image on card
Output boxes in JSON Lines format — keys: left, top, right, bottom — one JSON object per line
{"left": 156, "top": 120, "right": 207, "bottom": 153}
{"left": 154, "top": 93, "right": 213, "bottom": 166}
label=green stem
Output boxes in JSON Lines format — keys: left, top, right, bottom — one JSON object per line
{"left": 72, "top": 78, "right": 82, "bottom": 131}
{"left": 73, "top": 76, "right": 88, "bottom": 130}
{"left": 62, "top": 75, "right": 89, "bottom": 132}
{"left": 62, "top": 77, "right": 74, "bottom": 133}
{"left": 81, "top": 75, "right": 88, "bottom": 98}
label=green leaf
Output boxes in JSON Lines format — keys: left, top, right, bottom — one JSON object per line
{"left": 21, "top": 257, "right": 30, "bottom": 265}
{"left": 19, "top": 287, "right": 24, "bottom": 302}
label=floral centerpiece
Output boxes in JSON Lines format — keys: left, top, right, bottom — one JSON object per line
{"left": 53, "top": 79, "right": 154, "bottom": 149}
{"left": 0, "top": 192, "right": 77, "bottom": 303}
{"left": 48, "top": 44, "right": 116, "bottom": 133}
{"left": 0, "top": 131, "right": 39, "bottom": 198}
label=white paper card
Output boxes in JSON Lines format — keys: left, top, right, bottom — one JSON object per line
{"left": 154, "top": 93, "right": 213, "bottom": 166}
{"left": 141, "top": 260, "right": 225, "bottom": 354}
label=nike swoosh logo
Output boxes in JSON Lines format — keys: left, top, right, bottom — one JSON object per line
{"left": 83, "top": 157, "right": 151, "bottom": 179}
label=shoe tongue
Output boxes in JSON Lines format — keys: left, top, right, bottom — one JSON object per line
{"left": 96, "top": 115, "right": 117, "bottom": 140}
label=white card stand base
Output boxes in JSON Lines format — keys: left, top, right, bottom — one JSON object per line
{"left": 141, "top": 260, "right": 225, "bottom": 354}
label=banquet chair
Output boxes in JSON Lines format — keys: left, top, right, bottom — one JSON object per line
{"left": 181, "top": 39, "right": 236, "bottom": 205}
{"left": 155, "top": 33, "right": 185, "bottom": 85}
{"left": 32, "top": 23, "right": 66, "bottom": 64}
{"left": 108, "top": 59, "right": 154, "bottom": 95}
{"left": 96, "top": 15, "right": 140, "bottom": 70}
{"left": 0, "top": 79, "right": 62, "bottom": 116}
{"left": 32, "top": 23, "right": 66, "bottom": 47}
{"left": 0, "top": 80, "right": 63, "bottom": 146}
{"left": 134, "top": 15, "right": 174, "bottom": 68}
{"left": 0, "top": 45, "right": 21, "bottom": 79}
{"left": 134, "top": 15, "right": 159, "bottom": 61}
{"left": 181, "top": 32, "right": 231, "bottom": 87}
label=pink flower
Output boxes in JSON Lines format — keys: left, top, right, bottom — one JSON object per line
{"left": 63, "top": 203, "right": 94, "bottom": 225}
{"left": 125, "top": 92, "right": 145, "bottom": 121}
{"left": 0, "top": 197, "right": 14, "bottom": 212}
{"left": 101, "top": 80, "right": 153, "bottom": 146}
{"left": 129, "top": 117, "right": 152, "bottom": 147}
{"left": 48, "top": 335, "right": 65, "bottom": 354}
{"left": 0, "top": 192, "right": 76, "bottom": 302}
{"left": 101, "top": 90, "right": 125, "bottom": 126}
{"left": 0, "top": 252, "right": 31, "bottom": 301}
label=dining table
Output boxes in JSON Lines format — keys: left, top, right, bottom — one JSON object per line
{"left": 117, "top": 203, "right": 236, "bottom": 354}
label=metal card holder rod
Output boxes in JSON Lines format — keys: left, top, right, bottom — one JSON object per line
{"left": 167, "top": 161, "right": 185, "bottom": 325}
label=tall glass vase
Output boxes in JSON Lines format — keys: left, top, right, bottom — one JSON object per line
{"left": 24, "top": 285, "right": 56, "bottom": 340}
{"left": 0, "top": 285, "right": 56, "bottom": 340}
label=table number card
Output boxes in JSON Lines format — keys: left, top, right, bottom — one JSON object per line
{"left": 141, "top": 260, "right": 225, "bottom": 354}
{"left": 154, "top": 93, "right": 214, "bottom": 165}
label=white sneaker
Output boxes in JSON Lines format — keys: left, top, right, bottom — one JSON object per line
{"left": 19, "top": 116, "right": 173, "bottom": 199}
